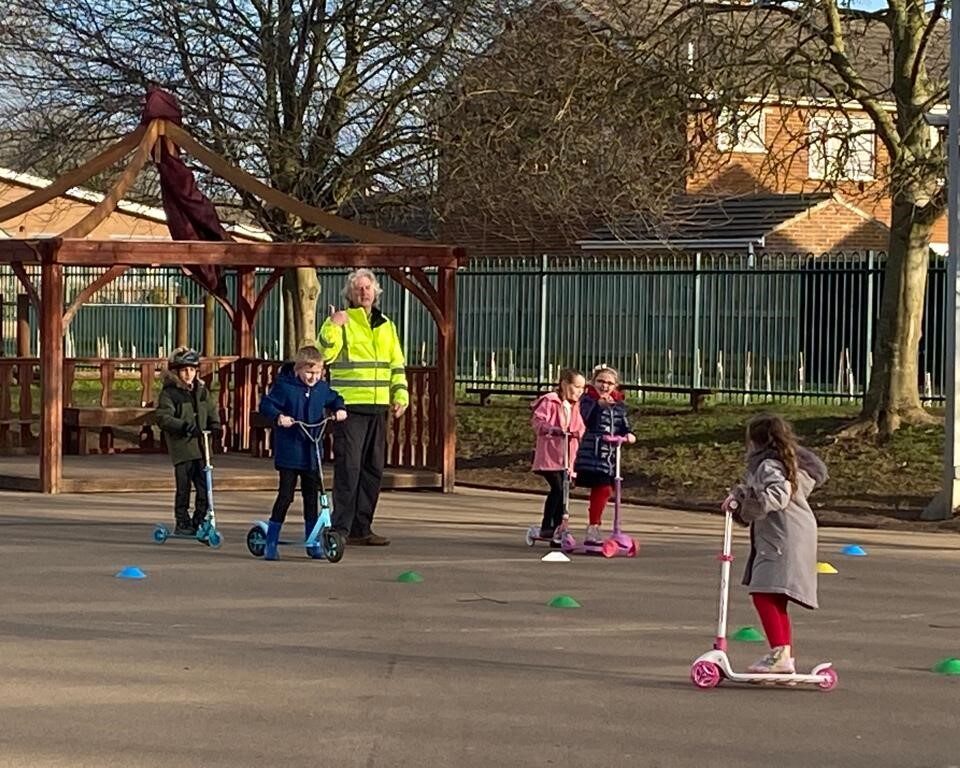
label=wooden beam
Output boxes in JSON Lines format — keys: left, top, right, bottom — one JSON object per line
{"left": 436, "top": 265, "right": 457, "bottom": 493}
{"left": 252, "top": 267, "right": 284, "bottom": 320}
{"left": 61, "top": 121, "right": 161, "bottom": 240}
{"left": 54, "top": 239, "right": 461, "bottom": 268}
{"left": 387, "top": 267, "right": 443, "bottom": 329}
{"left": 0, "top": 240, "right": 48, "bottom": 264}
{"left": 39, "top": 261, "right": 65, "bottom": 494}
{"left": 10, "top": 262, "right": 40, "bottom": 312}
{"left": 63, "top": 265, "right": 129, "bottom": 329}
{"left": 0, "top": 126, "right": 146, "bottom": 225}
{"left": 163, "top": 122, "right": 421, "bottom": 246}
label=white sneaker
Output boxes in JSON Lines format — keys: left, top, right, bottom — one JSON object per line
{"left": 748, "top": 645, "right": 796, "bottom": 674}
{"left": 585, "top": 525, "right": 602, "bottom": 543}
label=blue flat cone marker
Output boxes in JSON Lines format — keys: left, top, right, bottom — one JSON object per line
{"left": 841, "top": 544, "right": 867, "bottom": 557}
{"left": 396, "top": 570, "right": 423, "bottom": 583}
{"left": 731, "top": 626, "right": 765, "bottom": 643}
{"left": 817, "top": 561, "right": 839, "bottom": 574}
{"left": 932, "top": 657, "right": 960, "bottom": 676}
{"left": 548, "top": 594, "right": 581, "bottom": 609}
{"left": 115, "top": 566, "right": 147, "bottom": 580}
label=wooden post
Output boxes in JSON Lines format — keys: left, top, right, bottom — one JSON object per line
{"left": 203, "top": 294, "right": 216, "bottom": 357}
{"left": 16, "top": 293, "right": 30, "bottom": 356}
{"left": 232, "top": 269, "right": 256, "bottom": 451}
{"left": 436, "top": 264, "right": 457, "bottom": 493}
{"left": 39, "top": 262, "right": 64, "bottom": 494}
{"left": 175, "top": 294, "right": 189, "bottom": 349}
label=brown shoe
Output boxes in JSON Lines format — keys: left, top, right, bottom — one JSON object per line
{"left": 366, "top": 532, "right": 390, "bottom": 546}
{"left": 347, "top": 534, "right": 370, "bottom": 545}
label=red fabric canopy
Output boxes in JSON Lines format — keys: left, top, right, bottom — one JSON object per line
{"left": 142, "top": 86, "right": 232, "bottom": 293}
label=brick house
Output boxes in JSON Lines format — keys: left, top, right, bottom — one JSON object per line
{"left": 438, "top": 0, "right": 947, "bottom": 258}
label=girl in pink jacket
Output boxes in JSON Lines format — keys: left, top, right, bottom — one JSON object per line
{"left": 531, "top": 369, "right": 586, "bottom": 544}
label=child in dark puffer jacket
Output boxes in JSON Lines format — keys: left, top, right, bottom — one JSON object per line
{"left": 156, "top": 347, "right": 222, "bottom": 535}
{"left": 573, "top": 365, "right": 636, "bottom": 543}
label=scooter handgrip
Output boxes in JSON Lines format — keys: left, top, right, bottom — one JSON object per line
{"left": 602, "top": 435, "right": 628, "bottom": 444}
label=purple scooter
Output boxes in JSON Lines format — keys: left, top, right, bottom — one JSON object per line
{"left": 562, "top": 434, "right": 638, "bottom": 558}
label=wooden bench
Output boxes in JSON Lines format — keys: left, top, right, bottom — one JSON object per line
{"left": 618, "top": 384, "right": 714, "bottom": 412}
{"left": 63, "top": 406, "right": 157, "bottom": 455}
{"left": 465, "top": 384, "right": 713, "bottom": 411}
{"left": 465, "top": 387, "right": 544, "bottom": 406}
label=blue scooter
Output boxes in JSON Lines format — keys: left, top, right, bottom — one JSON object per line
{"left": 245, "top": 418, "right": 345, "bottom": 562}
{"left": 153, "top": 429, "right": 223, "bottom": 548}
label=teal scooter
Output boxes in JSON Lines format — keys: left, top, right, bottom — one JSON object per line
{"left": 245, "top": 418, "right": 344, "bottom": 562}
{"left": 153, "top": 430, "right": 223, "bottom": 548}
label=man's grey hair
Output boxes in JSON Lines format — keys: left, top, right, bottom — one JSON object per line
{"left": 341, "top": 268, "right": 384, "bottom": 305}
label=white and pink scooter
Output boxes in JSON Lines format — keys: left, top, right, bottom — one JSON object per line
{"left": 689, "top": 497, "right": 837, "bottom": 690}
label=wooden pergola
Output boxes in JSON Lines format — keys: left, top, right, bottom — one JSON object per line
{"left": 0, "top": 117, "right": 464, "bottom": 494}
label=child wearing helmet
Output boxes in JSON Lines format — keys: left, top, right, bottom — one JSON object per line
{"left": 156, "top": 347, "right": 222, "bottom": 535}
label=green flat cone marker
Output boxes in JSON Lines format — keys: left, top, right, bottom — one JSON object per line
{"left": 932, "top": 657, "right": 960, "bottom": 676}
{"left": 548, "top": 594, "right": 581, "bottom": 609}
{"left": 731, "top": 626, "right": 765, "bottom": 643}
{"left": 396, "top": 570, "right": 423, "bottom": 583}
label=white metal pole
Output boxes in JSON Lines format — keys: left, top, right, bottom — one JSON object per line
{"left": 924, "top": 10, "right": 960, "bottom": 520}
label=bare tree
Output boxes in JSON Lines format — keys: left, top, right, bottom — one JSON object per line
{"left": 436, "top": 1, "right": 727, "bottom": 248}
{"left": 689, "top": 1, "right": 948, "bottom": 436}
{"left": 0, "top": 0, "right": 509, "bottom": 354}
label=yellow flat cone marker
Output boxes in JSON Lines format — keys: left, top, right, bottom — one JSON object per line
{"left": 817, "top": 562, "right": 838, "bottom": 574}
{"left": 548, "top": 594, "right": 581, "bottom": 609}
{"left": 396, "top": 570, "right": 423, "bottom": 583}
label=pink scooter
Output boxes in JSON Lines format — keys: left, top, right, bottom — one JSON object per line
{"left": 563, "top": 434, "right": 638, "bottom": 558}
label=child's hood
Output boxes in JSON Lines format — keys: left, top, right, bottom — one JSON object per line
{"left": 275, "top": 361, "right": 323, "bottom": 392}
{"left": 584, "top": 384, "right": 624, "bottom": 402}
{"left": 532, "top": 390, "right": 563, "bottom": 411}
{"left": 161, "top": 369, "right": 205, "bottom": 391}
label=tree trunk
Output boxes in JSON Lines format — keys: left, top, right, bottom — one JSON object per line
{"left": 849, "top": 196, "right": 939, "bottom": 437}
{"left": 280, "top": 267, "right": 321, "bottom": 358}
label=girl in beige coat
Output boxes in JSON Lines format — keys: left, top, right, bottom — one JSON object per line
{"left": 728, "top": 414, "right": 828, "bottom": 674}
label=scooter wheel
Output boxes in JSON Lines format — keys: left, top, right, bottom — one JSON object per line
{"left": 626, "top": 539, "right": 639, "bottom": 558}
{"left": 690, "top": 660, "right": 722, "bottom": 689}
{"left": 206, "top": 529, "right": 223, "bottom": 549}
{"left": 323, "top": 529, "right": 345, "bottom": 564}
{"left": 817, "top": 666, "right": 839, "bottom": 691}
{"left": 152, "top": 525, "right": 168, "bottom": 544}
{"left": 524, "top": 527, "right": 536, "bottom": 547}
{"left": 246, "top": 525, "right": 267, "bottom": 558}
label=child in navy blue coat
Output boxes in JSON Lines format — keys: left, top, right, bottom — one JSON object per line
{"left": 574, "top": 365, "right": 636, "bottom": 543}
{"left": 258, "top": 345, "right": 347, "bottom": 560}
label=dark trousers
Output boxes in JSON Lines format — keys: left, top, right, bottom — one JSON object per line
{"left": 332, "top": 410, "right": 386, "bottom": 537}
{"left": 174, "top": 459, "right": 208, "bottom": 526}
{"left": 537, "top": 470, "right": 566, "bottom": 533}
{"left": 270, "top": 469, "right": 320, "bottom": 526}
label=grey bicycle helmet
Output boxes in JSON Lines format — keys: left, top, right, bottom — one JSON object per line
{"left": 169, "top": 347, "right": 200, "bottom": 369}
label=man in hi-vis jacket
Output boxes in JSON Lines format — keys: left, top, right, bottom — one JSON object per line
{"left": 318, "top": 268, "right": 408, "bottom": 546}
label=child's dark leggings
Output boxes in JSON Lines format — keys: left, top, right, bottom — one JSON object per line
{"left": 270, "top": 469, "right": 319, "bottom": 525}
{"left": 537, "top": 470, "right": 566, "bottom": 533}
{"left": 751, "top": 592, "right": 792, "bottom": 647}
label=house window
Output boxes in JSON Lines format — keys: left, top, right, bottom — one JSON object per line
{"left": 807, "top": 115, "right": 875, "bottom": 181}
{"left": 716, "top": 106, "right": 766, "bottom": 153}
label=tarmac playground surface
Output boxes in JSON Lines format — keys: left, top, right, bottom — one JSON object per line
{"left": 1, "top": 486, "right": 959, "bottom": 768}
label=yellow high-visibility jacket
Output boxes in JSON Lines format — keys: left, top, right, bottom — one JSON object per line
{"left": 318, "top": 307, "right": 409, "bottom": 407}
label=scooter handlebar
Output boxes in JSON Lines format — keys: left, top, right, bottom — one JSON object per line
{"left": 602, "top": 435, "right": 630, "bottom": 445}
